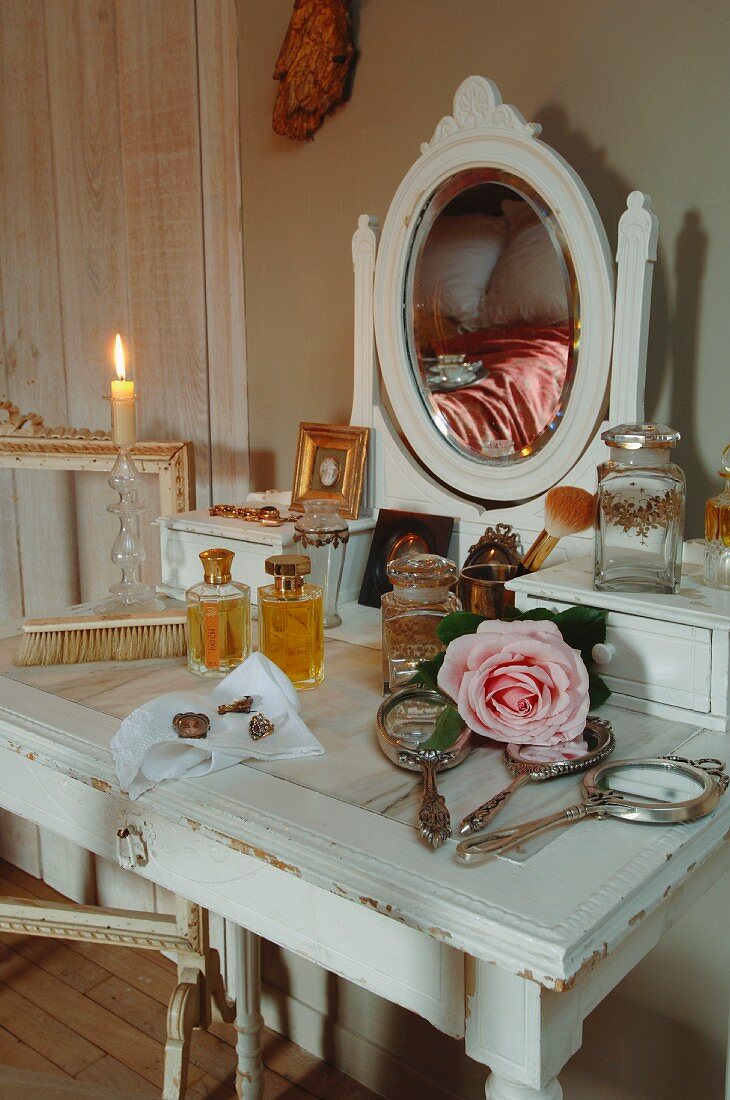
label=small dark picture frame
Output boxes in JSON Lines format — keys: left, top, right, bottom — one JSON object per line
{"left": 358, "top": 508, "right": 454, "bottom": 608}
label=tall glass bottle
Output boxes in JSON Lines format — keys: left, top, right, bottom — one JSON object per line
{"left": 293, "top": 500, "right": 349, "bottom": 627}
{"left": 381, "top": 554, "right": 459, "bottom": 693}
{"left": 704, "top": 443, "right": 730, "bottom": 590}
{"left": 594, "top": 423, "right": 685, "bottom": 594}
{"left": 258, "top": 554, "right": 324, "bottom": 689}
{"left": 186, "top": 548, "right": 251, "bottom": 676}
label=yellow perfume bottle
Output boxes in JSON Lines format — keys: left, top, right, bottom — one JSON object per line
{"left": 704, "top": 443, "right": 730, "bottom": 590}
{"left": 258, "top": 554, "right": 324, "bottom": 690}
{"left": 186, "top": 548, "right": 251, "bottom": 676}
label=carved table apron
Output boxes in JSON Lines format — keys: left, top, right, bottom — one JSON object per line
{"left": 0, "top": 626, "right": 727, "bottom": 1100}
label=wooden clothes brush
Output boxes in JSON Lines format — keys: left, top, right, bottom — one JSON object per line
{"left": 521, "top": 487, "right": 597, "bottom": 573}
{"left": 15, "top": 608, "right": 187, "bottom": 667}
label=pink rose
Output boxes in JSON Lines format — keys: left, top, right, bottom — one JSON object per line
{"left": 437, "top": 619, "right": 589, "bottom": 745}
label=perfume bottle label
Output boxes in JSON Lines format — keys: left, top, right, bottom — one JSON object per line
{"left": 202, "top": 603, "right": 220, "bottom": 668}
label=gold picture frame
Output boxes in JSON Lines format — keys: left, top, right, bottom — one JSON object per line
{"left": 291, "top": 422, "right": 369, "bottom": 520}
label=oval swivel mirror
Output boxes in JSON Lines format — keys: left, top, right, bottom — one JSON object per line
{"left": 405, "top": 169, "right": 578, "bottom": 465}
{"left": 373, "top": 76, "right": 616, "bottom": 502}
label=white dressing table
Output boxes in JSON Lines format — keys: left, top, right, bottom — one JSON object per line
{"left": 0, "top": 617, "right": 727, "bottom": 1099}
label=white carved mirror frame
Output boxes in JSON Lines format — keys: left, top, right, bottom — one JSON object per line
{"left": 351, "top": 77, "right": 659, "bottom": 563}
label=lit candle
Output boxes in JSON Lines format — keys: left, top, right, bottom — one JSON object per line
{"left": 110, "top": 333, "right": 136, "bottom": 447}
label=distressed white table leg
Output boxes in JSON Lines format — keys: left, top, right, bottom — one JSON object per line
{"left": 230, "top": 925, "right": 265, "bottom": 1100}
{"left": 465, "top": 958, "right": 583, "bottom": 1100}
{"left": 485, "top": 1073, "right": 562, "bottom": 1099}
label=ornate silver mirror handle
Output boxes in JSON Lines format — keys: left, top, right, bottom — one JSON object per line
{"left": 399, "top": 749, "right": 455, "bottom": 849}
{"left": 460, "top": 773, "right": 530, "bottom": 835}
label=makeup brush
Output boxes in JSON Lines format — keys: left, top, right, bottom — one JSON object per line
{"left": 520, "top": 487, "right": 597, "bottom": 573}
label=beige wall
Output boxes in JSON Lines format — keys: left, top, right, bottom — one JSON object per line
{"left": 239, "top": 3, "right": 730, "bottom": 1096}
{"left": 239, "top": 0, "right": 729, "bottom": 533}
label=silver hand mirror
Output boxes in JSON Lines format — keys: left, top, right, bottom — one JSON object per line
{"left": 457, "top": 755, "right": 728, "bottom": 862}
{"left": 376, "top": 685, "right": 471, "bottom": 849}
{"left": 460, "top": 717, "right": 614, "bottom": 836}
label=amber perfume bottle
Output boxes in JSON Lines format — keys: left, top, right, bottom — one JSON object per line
{"left": 704, "top": 443, "right": 730, "bottom": 590}
{"left": 186, "top": 548, "right": 251, "bottom": 676}
{"left": 258, "top": 555, "right": 324, "bottom": 690}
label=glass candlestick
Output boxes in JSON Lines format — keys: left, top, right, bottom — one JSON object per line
{"left": 98, "top": 446, "right": 163, "bottom": 613}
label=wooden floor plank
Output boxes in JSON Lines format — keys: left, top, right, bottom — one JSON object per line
{"left": 0, "top": 1021, "right": 69, "bottom": 1079}
{"left": 0, "top": 975, "right": 104, "bottom": 1076}
{"left": 0, "top": 946, "right": 204, "bottom": 1088}
{"left": 74, "top": 1053, "right": 157, "bottom": 1097}
{"left": 0, "top": 929, "right": 110, "bottom": 994}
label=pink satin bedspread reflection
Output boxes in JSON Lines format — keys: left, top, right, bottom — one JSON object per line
{"left": 432, "top": 323, "right": 570, "bottom": 453}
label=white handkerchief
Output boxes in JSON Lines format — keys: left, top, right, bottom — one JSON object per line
{"left": 111, "top": 651, "right": 323, "bottom": 800}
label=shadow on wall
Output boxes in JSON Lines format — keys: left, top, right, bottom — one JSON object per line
{"left": 249, "top": 449, "right": 277, "bottom": 494}
{"left": 579, "top": 987, "right": 725, "bottom": 1099}
{"left": 535, "top": 106, "right": 711, "bottom": 533}
{"left": 669, "top": 209, "right": 709, "bottom": 533}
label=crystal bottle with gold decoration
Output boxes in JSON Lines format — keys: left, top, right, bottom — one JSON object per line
{"left": 704, "top": 443, "right": 730, "bottom": 590}
{"left": 594, "top": 423, "right": 685, "bottom": 594}
{"left": 258, "top": 554, "right": 324, "bottom": 689}
{"left": 186, "top": 548, "right": 251, "bottom": 676}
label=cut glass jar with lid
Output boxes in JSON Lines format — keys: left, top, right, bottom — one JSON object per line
{"left": 704, "top": 443, "right": 730, "bottom": 590}
{"left": 594, "top": 422, "right": 685, "bottom": 594}
{"left": 381, "top": 553, "right": 459, "bottom": 692}
{"left": 293, "top": 499, "right": 349, "bottom": 628}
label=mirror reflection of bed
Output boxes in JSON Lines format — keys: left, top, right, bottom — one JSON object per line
{"left": 407, "top": 172, "right": 577, "bottom": 461}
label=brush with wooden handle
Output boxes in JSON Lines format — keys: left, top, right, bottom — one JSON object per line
{"left": 520, "top": 486, "right": 597, "bottom": 573}
{"left": 15, "top": 606, "right": 187, "bottom": 667}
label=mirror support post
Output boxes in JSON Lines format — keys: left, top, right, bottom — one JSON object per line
{"left": 351, "top": 214, "right": 379, "bottom": 514}
{"left": 609, "top": 191, "right": 659, "bottom": 424}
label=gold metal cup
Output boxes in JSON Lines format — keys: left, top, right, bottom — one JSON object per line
{"left": 457, "top": 563, "right": 519, "bottom": 618}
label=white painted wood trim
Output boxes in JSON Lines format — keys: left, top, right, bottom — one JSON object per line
{"left": 609, "top": 191, "right": 658, "bottom": 424}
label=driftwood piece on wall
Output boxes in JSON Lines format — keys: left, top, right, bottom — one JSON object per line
{"left": 273, "top": 0, "right": 355, "bottom": 141}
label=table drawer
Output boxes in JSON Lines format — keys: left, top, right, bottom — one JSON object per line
{"left": 519, "top": 596, "right": 712, "bottom": 712}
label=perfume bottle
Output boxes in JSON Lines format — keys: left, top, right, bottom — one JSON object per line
{"left": 258, "top": 554, "right": 324, "bottom": 689}
{"left": 594, "top": 423, "right": 685, "bottom": 594}
{"left": 704, "top": 443, "right": 730, "bottom": 590}
{"left": 294, "top": 499, "right": 349, "bottom": 628}
{"left": 186, "top": 548, "right": 251, "bottom": 676}
{"left": 381, "top": 553, "right": 459, "bottom": 693}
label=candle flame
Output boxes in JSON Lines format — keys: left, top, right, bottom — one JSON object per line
{"left": 114, "top": 333, "right": 126, "bottom": 381}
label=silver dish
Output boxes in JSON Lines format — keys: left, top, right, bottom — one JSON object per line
{"left": 376, "top": 685, "right": 471, "bottom": 849}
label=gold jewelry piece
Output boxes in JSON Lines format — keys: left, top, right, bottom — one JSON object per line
{"left": 173, "top": 712, "right": 210, "bottom": 739}
{"left": 209, "top": 504, "right": 295, "bottom": 527}
{"left": 217, "top": 696, "right": 254, "bottom": 715}
{"left": 249, "top": 713, "right": 275, "bottom": 741}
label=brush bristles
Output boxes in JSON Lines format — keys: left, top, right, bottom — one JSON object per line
{"left": 16, "top": 622, "right": 187, "bottom": 667}
{"left": 544, "top": 486, "right": 597, "bottom": 538}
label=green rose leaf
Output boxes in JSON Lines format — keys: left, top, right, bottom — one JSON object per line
{"left": 588, "top": 670, "right": 611, "bottom": 710}
{"left": 503, "top": 604, "right": 607, "bottom": 664}
{"left": 420, "top": 702, "right": 465, "bottom": 751}
{"left": 437, "top": 611, "right": 487, "bottom": 645}
{"left": 410, "top": 650, "right": 446, "bottom": 691}
{"left": 551, "top": 605, "right": 607, "bottom": 662}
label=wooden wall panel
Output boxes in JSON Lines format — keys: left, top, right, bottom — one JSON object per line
{"left": 0, "top": 0, "right": 247, "bottom": 609}
{"left": 44, "top": 0, "right": 133, "bottom": 602}
{"left": 0, "top": 0, "right": 79, "bottom": 615}
{"left": 197, "top": 0, "right": 250, "bottom": 501}
{"left": 115, "top": 0, "right": 210, "bottom": 503}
